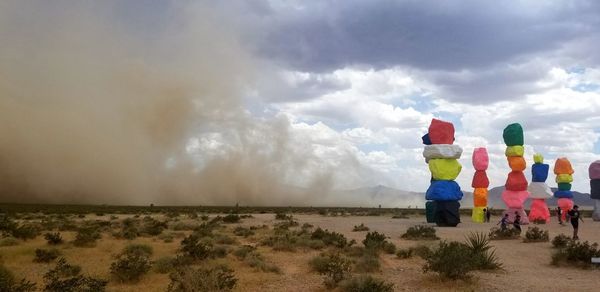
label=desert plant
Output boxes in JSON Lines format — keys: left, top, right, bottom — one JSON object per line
{"left": 552, "top": 234, "right": 571, "bottom": 249}
{"left": 34, "top": 248, "right": 61, "bottom": 263}
{"left": 410, "top": 245, "right": 433, "bottom": 259}
{"left": 118, "top": 218, "right": 139, "bottom": 240}
{"left": 0, "top": 264, "right": 36, "bottom": 292}
{"left": 44, "top": 232, "right": 63, "bottom": 245}
{"left": 167, "top": 265, "right": 237, "bottom": 292}
{"left": 141, "top": 217, "right": 167, "bottom": 236}
{"left": 464, "top": 232, "right": 502, "bottom": 270}
{"left": 352, "top": 223, "right": 370, "bottom": 232}
{"left": 233, "top": 226, "right": 254, "bottom": 237}
{"left": 44, "top": 258, "right": 107, "bottom": 292}
{"left": 339, "top": 275, "right": 394, "bottom": 292}
{"left": 12, "top": 224, "right": 40, "bottom": 241}
{"left": 354, "top": 249, "right": 381, "bottom": 273}
{"left": 523, "top": 227, "right": 549, "bottom": 243}
{"left": 274, "top": 213, "right": 293, "bottom": 220}
{"left": 311, "top": 228, "right": 349, "bottom": 248}
{"left": 222, "top": 214, "right": 240, "bottom": 224}
{"left": 309, "top": 253, "right": 352, "bottom": 289}
{"left": 362, "top": 231, "right": 389, "bottom": 251}
{"left": 153, "top": 256, "right": 177, "bottom": 274}
{"left": 73, "top": 226, "right": 101, "bottom": 247}
{"left": 110, "top": 245, "right": 152, "bottom": 282}
{"left": 423, "top": 241, "right": 474, "bottom": 280}
{"left": 396, "top": 248, "right": 413, "bottom": 259}
{"left": 551, "top": 240, "right": 600, "bottom": 268}
{"left": 488, "top": 227, "right": 520, "bottom": 240}
{"left": 401, "top": 225, "right": 439, "bottom": 240}
{"left": 241, "top": 252, "right": 281, "bottom": 273}
{"left": 179, "top": 234, "right": 214, "bottom": 261}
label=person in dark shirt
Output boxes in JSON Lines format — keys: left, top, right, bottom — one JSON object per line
{"left": 557, "top": 207, "right": 563, "bottom": 225}
{"left": 513, "top": 213, "right": 521, "bottom": 233}
{"left": 497, "top": 214, "right": 509, "bottom": 230}
{"left": 482, "top": 208, "right": 487, "bottom": 222}
{"left": 567, "top": 205, "right": 584, "bottom": 240}
{"left": 486, "top": 208, "right": 491, "bottom": 222}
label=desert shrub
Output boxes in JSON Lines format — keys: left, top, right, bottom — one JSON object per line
{"left": 214, "top": 234, "right": 237, "bottom": 245}
{"left": 233, "top": 226, "right": 254, "bottom": 237}
{"left": 118, "top": 218, "right": 139, "bottom": 240}
{"left": 311, "top": 228, "right": 349, "bottom": 248}
{"left": 523, "top": 227, "right": 549, "bottom": 243}
{"left": 44, "top": 258, "right": 107, "bottom": 292}
{"left": 410, "top": 245, "right": 433, "bottom": 259}
{"left": 0, "top": 264, "right": 36, "bottom": 292}
{"left": 396, "top": 248, "right": 413, "bottom": 259}
{"left": 551, "top": 240, "right": 600, "bottom": 268}
{"left": 464, "top": 232, "right": 502, "bottom": 270}
{"left": 0, "top": 236, "right": 19, "bottom": 247}
{"left": 401, "top": 225, "right": 438, "bottom": 240}
{"left": 309, "top": 253, "right": 352, "bottom": 289}
{"left": 193, "top": 222, "right": 220, "bottom": 238}
{"left": 301, "top": 223, "right": 314, "bottom": 229}
{"left": 110, "top": 245, "right": 152, "bottom": 282}
{"left": 354, "top": 249, "right": 381, "bottom": 273}
{"left": 423, "top": 241, "right": 474, "bottom": 279}
{"left": 273, "top": 220, "right": 299, "bottom": 231}
{"left": 488, "top": 227, "right": 520, "bottom": 240}
{"left": 240, "top": 251, "right": 280, "bottom": 273}
{"left": 73, "top": 226, "right": 101, "bottom": 247}
{"left": 12, "top": 224, "right": 40, "bottom": 240}
{"left": 391, "top": 212, "right": 410, "bottom": 219}
{"left": 141, "top": 217, "right": 167, "bottom": 236}
{"left": 44, "top": 232, "right": 63, "bottom": 245}
{"left": 222, "top": 214, "right": 240, "bottom": 224}
{"left": 179, "top": 234, "right": 214, "bottom": 261}
{"left": 339, "top": 275, "right": 394, "bottom": 292}
{"left": 352, "top": 223, "right": 369, "bottom": 232}
{"left": 552, "top": 234, "right": 571, "bottom": 249}
{"left": 274, "top": 213, "right": 293, "bottom": 220}
{"left": 153, "top": 256, "right": 177, "bottom": 274}
{"left": 159, "top": 233, "right": 174, "bottom": 243}
{"left": 382, "top": 242, "right": 397, "bottom": 254}
{"left": 167, "top": 265, "right": 237, "bottom": 292}
{"left": 34, "top": 248, "right": 61, "bottom": 263}
{"left": 362, "top": 231, "right": 395, "bottom": 254}
{"left": 0, "top": 215, "right": 17, "bottom": 236}
{"left": 200, "top": 215, "right": 209, "bottom": 221}
{"left": 233, "top": 245, "right": 257, "bottom": 259}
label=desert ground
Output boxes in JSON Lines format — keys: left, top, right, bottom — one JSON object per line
{"left": 1, "top": 208, "right": 599, "bottom": 292}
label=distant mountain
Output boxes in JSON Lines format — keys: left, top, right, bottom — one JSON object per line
{"left": 338, "top": 185, "right": 593, "bottom": 209}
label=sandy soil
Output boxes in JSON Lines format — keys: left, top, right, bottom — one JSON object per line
{"left": 2, "top": 213, "right": 599, "bottom": 291}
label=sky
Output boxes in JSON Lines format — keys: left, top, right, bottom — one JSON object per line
{"left": 1, "top": 1, "right": 600, "bottom": 204}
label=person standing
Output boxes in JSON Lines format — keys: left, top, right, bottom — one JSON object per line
{"left": 498, "top": 214, "right": 509, "bottom": 230}
{"left": 482, "top": 208, "right": 487, "bottom": 223}
{"left": 556, "top": 207, "right": 563, "bottom": 225}
{"left": 567, "top": 205, "right": 584, "bottom": 240}
{"left": 486, "top": 208, "right": 491, "bottom": 222}
{"left": 513, "top": 212, "right": 522, "bottom": 234}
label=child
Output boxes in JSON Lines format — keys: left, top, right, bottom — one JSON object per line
{"left": 567, "top": 205, "right": 584, "bottom": 240}
{"left": 513, "top": 213, "right": 521, "bottom": 233}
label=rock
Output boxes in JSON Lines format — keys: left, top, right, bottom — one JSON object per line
{"left": 502, "top": 123, "right": 524, "bottom": 146}
{"left": 505, "top": 145, "right": 524, "bottom": 157}
{"left": 589, "top": 160, "right": 600, "bottom": 180}
{"left": 429, "top": 159, "right": 462, "bottom": 180}
{"left": 433, "top": 200, "right": 460, "bottom": 227}
{"left": 471, "top": 207, "right": 486, "bottom": 223}
{"left": 591, "top": 179, "right": 600, "bottom": 200}
{"left": 531, "top": 163, "right": 549, "bottom": 183}
{"left": 428, "top": 119, "right": 455, "bottom": 144}
{"left": 472, "top": 147, "right": 489, "bottom": 171}
{"left": 422, "top": 133, "right": 432, "bottom": 145}
{"left": 422, "top": 144, "right": 462, "bottom": 160}
{"left": 554, "top": 190, "right": 574, "bottom": 199}
{"left": 501, "top": 190, "right": 529, "bottom": 209}
{"left": 507, "top": 156, "right": 526, "bottom": 171}
{"left": 505, "top": 171, "right": 528, "bottom": 191}
{"left": 426, "top": 180, "right": 463, "bottom": 201}
{"left": 473, "top": 188, "right": 488, "bottom": 207}
{"left": 554, "top": 157, "right": 574, "bottom": 175}
{"left": 555, "top": 174, "right": 573, "bottom": 184}
{"left": 529, "top": 199, "right": 550, "bottom": 223}
{"left": 528, "top": 182, "right": 553, "bottom": 199}
{"left": 471, "top": 170, "right": 490, "bottom": 188}
{"left": 533, "top": 153, "right": 544, "bottom": 164}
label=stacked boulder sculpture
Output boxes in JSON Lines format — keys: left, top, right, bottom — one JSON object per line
{"left": 501, "top": 123, "right": 529, "bottom": 224}
{"left": 471, "top": 148, "right": 489, "bottom": 223}
{"left": 527, "top": 154, "right": 553, "bottom": 223}
{"left": 590, "top": 161, "right": 600, "bottom": 221}
{"left": 554, "top": 157, "right": 574, "bottom": 222}
{"left": 422, "top": 119, "right": 463, "bottom": 227}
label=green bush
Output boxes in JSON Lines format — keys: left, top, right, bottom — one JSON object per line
{"left": 410, "top": 245, "right": 433, "bottom": 259}
{"left": 141, "top": 217, "right": 167, "bottom": 236}
{"left": 464, "top": 232, "right": 502, "bottom": 270}
{"left": 311, "top": 228, "right": 349, "bottom": 248}
{"left": 423, "top": 241, "right": 474, "bottom": 280}
{"left": 44, "top": 232, "right": 63, "bottom": 245}
{"left": 110, "top": 245, "right": 152, "bottom": 282}
{"left": 274, "top": 213, "right": 293, "bottom": 220}
{"left": 233, "top": 245, "right": 257, "bottom": 259}
{"left": 12, "top": 224, "right": 40, "bottom": 241}
{"left": 167, "top": 265, "right": 237, "bottom": 292}
{"left": 354, "top": 249, "right": 381, "bottom": 273}
{"left": 240, "top": 251, "right": 280, "bottom": 273}
{"left": 118, "top": 218, "right": 139, "bottom": 240}
{"left": 396, "top": 248, "right": 413, "bottom": 259}
{"left": 401, "top": 225, "right": 438, "bottom": 240}
{"left": 551, "top": 240, "right": 600, "bottom": 268}
{"left": 73, "top": 227, "right": 101, "bottom": 247}
{"left": 0, "top": 264, "right": 36, "bottom": 292}
{"left": 352, "top": 223, "right": 369, "bottom": 232}
{"left": 489, "top": 227, "right": 520, "bottom": 240}
{"left": 362, "top": 231, "right": 387, "bottom": 250}
{"left": 339, "top": 275, "right": 394, "bottom": 292}
{"left": 233, "top": 226, "right": 254, "bottom": 237}
{"left": 552, "top": 234, "right": 571, "bottom": 249}
{"left": 309, "top": 253, "right": 352, "bottom": 289}
{"left": 153, "top": 256, "right": 177, "bottom": 274}
{"left": 222, "top": 214, "right": 241, "bottom": 224}
{"left": 523, "top": 227, "right": 549, "bottom": 243}
{"left": 179, "top": 234, "right": 214, "bottom": 261}
{"left": 44, "top": 258, "right": 107, "bottom": 292}
{"left": 34, "top": 248, "right": 61, "bottom": 263}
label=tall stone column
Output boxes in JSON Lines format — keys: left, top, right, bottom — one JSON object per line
{"left": 422, "top": 119, "right": 463, "bottom": 227}
{"left": 554, "top": 157, "right": 574, "bottom": 222}
{"left": 501, "top": 123, "right": 529, "bottom": 224}
{"left": 527, "top": 154, "right": 553, "bottom": 223}
{"left": 471, "top": 148, "right": 489, "bottom": 223}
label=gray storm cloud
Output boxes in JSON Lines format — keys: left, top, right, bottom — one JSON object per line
{"left": 0, "top": 2, "right": 373, "bottom": 206}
